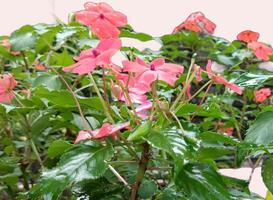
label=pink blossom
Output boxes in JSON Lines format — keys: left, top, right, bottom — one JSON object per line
{"left": 248, "top": 41, "right": 273, "bottom": 61}
{"left": 0, "top": 74, "right": 17, "bottom": 103}
{"left": 122, "top": 58, "right": 184, "bottom": 86}
{"left": 173, "top": 12, "right": 216, "bottom": 34}
{"left": 135, "top": 101, "right": 153, "bottom": 119}
{"left": 76, "top": 2, "right": 127, "bottom": 39}
{"left": 254, "top": 88, "right": 271, "bottom": 103}
{"left": 237, "top": 30, "right": 259, "bottom": 43}
{"left": 63, "top": 38, "right": 121, "bottom": 74}
{"left": 194, "top": 64, "right": 202, "bottom": 82}
{"left": 205, "top": 60, "right": 243, "bottom": 95}
{"left": 75, "top": 122, "right": 130, "bottom": 143}
{"left": 112, "top": 73, "right": 150, "bottom": 104}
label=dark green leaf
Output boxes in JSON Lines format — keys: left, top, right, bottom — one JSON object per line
{"left": 262, "top": 158, "right": 273, "bottom": 194}
{"left": 175, "top": 163, "right": 232, "bottom": 200}
{"left": 47, "top": 140, "right": 73, "bottom": 159}
{"left": 29, "top": 142, "right": 114, "bottom": 200}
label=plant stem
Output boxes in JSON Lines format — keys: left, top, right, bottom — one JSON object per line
{"left": 51, "top": 67, "right": 90, "bottom": 130}
{"left": 170, "top": 58, "right": 195, "bottom": 111}
{"left": 130, "top": 142, "right": 150, "bottom": 200}
{"left": 107, "top": 163, "right": 131, "bottom": 189}
{"left": 88, "top": 73, "right": 115, "bottom": 123}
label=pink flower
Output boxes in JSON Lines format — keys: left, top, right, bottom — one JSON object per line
{"left": 135, "top": 101, "right": 153, "bottom": 119}
{"left": 76, "top": 2, "right": 127, "bottom": 39}
{"left": 173, "top": 12, "right": 216, "bottom": 34}
{"left": 237, "top": 30, "right": 259, "bottom": 43}
{"left": 122, "top": 58, "right": 184, "bottom": 86}
{"left": 194, "top": 64, "right": 202, "bottom": 82}
{"left": 112, "top": 73, "right": 150, "bottom": 104}
{"left": 248, "top": 42, "right": 273, "bottom": 61}
{"left": 63, "top": 38, "right": 121, "bottom": 74}
{"left": 0, "top": 74, "right": 17, "bottom": 103}
{"left": 254, "top": 88, "right": 271, "bottom": 103}
{"left": 75, "top": 122, "right": 130, "bottom": 143}
{"left": 205, "top": 60, "right": 243, "bottom": 95}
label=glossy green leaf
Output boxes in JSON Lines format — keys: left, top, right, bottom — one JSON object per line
{"left": 29, "top": 142, "right": 114, "bottom": 200}
{"left": 127, "top": 121, "right": 151, "bottom": 141}
{"left": 33, "top": 74, "right": 63, "bottom": 90}
{"left": 245, "top": 112, "right": 273, "bottom": 144}
{"left": 175, "top": 163, "right": 232, "bottom": 200}
{"left": 235, "top": 73, "right": 273, "bottom": 88}
{"left": 47, "top": 140, "right": 73, "bottom": 159}
{"left": 262, "top": 158, "right": 273, "bottom": 194}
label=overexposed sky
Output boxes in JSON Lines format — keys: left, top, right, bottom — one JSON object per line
{"left": 1, "top": 0, "right": 273, "bottom": 45}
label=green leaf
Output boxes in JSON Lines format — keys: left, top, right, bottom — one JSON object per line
{"left": 10, "top": 25, "right": 37, "bottom": 51}
{"left": 235, "top": 73, "right": 273, "bottom": 88}
{"left": 175, "top": 163, "right": 232, "bottom": 200}
{"left": 49, "top": 49, "right": 75, "bottom": 67}
{"left": 245, "top": 112, "right": 273, "bottom": 144}
{"left": 262, "top": 158, "right": 273, "bottom": 194}
{"left": 120, "top": 27, "right": 154, "bottom": 42}
{"left": 127, "top": 121, "right": 151, "bottom": 141}
{"left": 33, "top": 74, "right": 63, "bottom": 90}
{"left": 138, "top": 179, "right": 157, "bottom": 199}
{"left": 29, "top": 142, "right": 114, "bottom": 200}
{"left": 47, "top": 140, "right": 73, "bottom": 159}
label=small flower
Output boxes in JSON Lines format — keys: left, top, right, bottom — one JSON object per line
{"left": 135, "top": 101, "right": 153, "bottom": 119}
{"left": 75, "top": 122, "right": 130, "bottom": 143}
{"left": 194, "top": 64, "right": 202, "bottom": 82}
{"left": 248, "top": 41, "right": 273, "bottom": 61}
{"left": 112, "top": 73, "right": 150, "bottom": 105}
{"left": 1, "top": 38, "right": 20, "bottom": 56}
{"left": 173, "top": 12, "right": 216, "bottom": 34}
{"left": 205, "top": 60, "right": 243, "bottom": 95}
{"left": 0, "top": 73, "right": 17, "bottom": 103}
{"left": 237, "top": 30, "right": 260, "bottom": 43}
{"left": 254, "top": 88, "right": 271, "bottom": 103}
{"left": 63, "top": 38, "right": 121, "bottom": 74}
{"left": 123, "top": 58, "right": 184, "bottom": 86}
{"left": 33, "top": 60, "right": 46, "bottom": 71}
{"left": 76, "top": 2, "right": 127, "bottom": 39}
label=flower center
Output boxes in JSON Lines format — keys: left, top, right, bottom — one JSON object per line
{"left": 92, "top": 49, "right": 100, "bottom": 57}
{"left": 150, "top": 64, "right": 156, "bottom": 71}
{"left": 99, "top": 13, "right": 105, "bottom": 19}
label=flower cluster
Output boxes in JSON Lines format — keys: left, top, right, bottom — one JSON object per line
{"left": 254, "top": 88, "right": 271, "bottom": 103}
{"left": 237, "top": 30, "right": 273, "bottom": 61}
{"left": 0, "top": 73, "right": 17, "bottom": 103}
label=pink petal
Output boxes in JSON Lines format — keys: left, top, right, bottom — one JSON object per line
{"left": 74, "top": 130, "right": 92, "bottom": 143}
{"left": 76, "top": 11, "right": 99, "bottom": 26}
{"left": 156, "top": 71, "right": 178, "bottom": 86}
{"left": 110, "top": 122, "right": 130, "bottom": 134}
{"left": 96, "top": 38, "right": 122, "bottom": 52}
{"left": 136, "top": 70, "right": 158, "bottom": 86}
{"left": 84, "top": 2, "right": 113, "bottom": 13}
{"left": 96, "top": 49, "right": 118, "bottom": 66}
{"left": 205, "top": 59, "right": 213, "bottom": 75}
{"left": 194, "top": 64, "right": 202, "bottom": 82}
{"left": 104, "top": 11, "right": 128, "bottom": 27}
{"left": 136, "top": 57, "right": 149, "bottom": 67}
{"left": 225, "top": 82, "right": 243, "bottom": 95}
{"left": 92, "top": 19, "right": 120, "bottom": 39}
{"left": 122, "top": 60, "right": 148, "bottom": 73}
{"left": 63, "top": 58, "right": 96, "bottom": 75}
{"left": 157, "top": 63, "right": 184, "bottom": 74}
{"left": 151, "top": 58, "right": 165, "bottom": 68}
{"left": 0, "top": 92, "right": 15, "bottom": 103}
